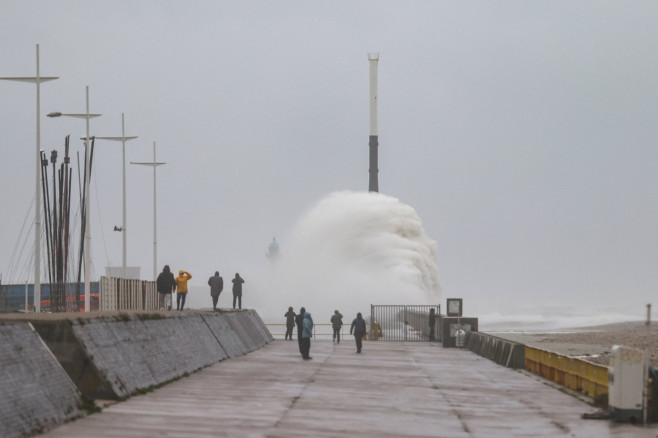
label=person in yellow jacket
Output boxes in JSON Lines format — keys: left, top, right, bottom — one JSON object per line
{"left": 174, "top": 270, "right": 192, "bottom": 311}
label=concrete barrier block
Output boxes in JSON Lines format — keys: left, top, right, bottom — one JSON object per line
{"left": 200, "top": 312, "right": 249, "bottom": 358}
{"left": 465, "top": 332, "right": 525, "bottom": 369}
{"left": 224, "top": 311, "right": 272, "bottom": 353}
{"left": 0, "top": 322, "right": 83, "bottom": 438}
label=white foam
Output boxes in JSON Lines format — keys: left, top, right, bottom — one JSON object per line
{"left": 258, "top": 191, "right": 441, "bottom": 321}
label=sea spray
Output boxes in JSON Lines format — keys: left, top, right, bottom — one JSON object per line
{"left": 260, "top": 191, "right": 441, "bottom": 321}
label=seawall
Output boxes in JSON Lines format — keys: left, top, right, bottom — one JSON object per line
{"left": 0, "top": 310, "right": 273, "bottom": 438}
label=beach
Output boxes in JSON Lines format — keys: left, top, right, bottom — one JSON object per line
{"left": 489, "top": 321, "right": 657, "bottom": 367}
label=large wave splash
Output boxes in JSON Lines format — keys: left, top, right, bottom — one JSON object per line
{"left": 263, "top": 191, "right": 441, "bottom": 320}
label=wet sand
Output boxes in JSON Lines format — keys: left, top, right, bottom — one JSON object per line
{"left": 487, "top": 321, "right": 657, "bottom": 367}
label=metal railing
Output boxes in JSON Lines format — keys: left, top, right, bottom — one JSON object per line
{"left": 266, "top": 323, "right": 351, "bottom": 340}
{"left": 370, "top": 304, "right": 440, "bottom": 341}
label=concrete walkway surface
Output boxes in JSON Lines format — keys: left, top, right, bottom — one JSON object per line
{"left": 43, "top": 340, "right": 658, "bottom": 437}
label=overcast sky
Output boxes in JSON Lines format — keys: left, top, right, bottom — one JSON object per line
{"left": 1, "top": 1, "right": 657, "bottom": 322}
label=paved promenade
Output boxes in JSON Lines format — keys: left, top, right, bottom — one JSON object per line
{"left": 43, "top": 339, "right": 657, "bottom": 437}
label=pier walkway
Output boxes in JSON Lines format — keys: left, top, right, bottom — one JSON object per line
{"left": 43, "top": 339, "right": 657, "bottom": 437}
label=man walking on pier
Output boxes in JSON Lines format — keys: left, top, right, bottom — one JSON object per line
{"left": 330, "top": 310, "right": 343, "bottom": 343}
{"left": 350, "top": 312, "right": 367, "bottom": 353}
{"left": 208, "top": 271, "right": 223, "bottom": 311}
{"left": 232, "top": 273, "right": 245, "bottom": 309}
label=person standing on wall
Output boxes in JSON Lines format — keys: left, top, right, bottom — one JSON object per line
{"left": 208, "top": 271, "right": 224, "bottom": 311}
{"left": 350, "top": 312, "right": 367, "bottom": 353}
{"left": 330, "top": 309, "right": 343, "bottom": 343}
{"left": 429, "top": 308, "right": 437, "bottom": 342}
{"left": 156, "top": 265, "right": 175, "bottom": 311}
{"left": 231, "top": 273, "right": 245, "bottom": 309}
{"left": 296, "top": 306, "right": 306, "bottom": 356}
{"left": 284, "top": 306, "right": 296, "bottom": 340}
{"left": 301, "top": 311, "right": 314, "bottom": 360}
{"left": 174, "top": 270, "right": 192, "bottom": 311}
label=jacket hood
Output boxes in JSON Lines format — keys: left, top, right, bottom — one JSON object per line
{"left": 304, "top": 312, "right": 312, "bottom": 318}
{"left": 179, "top": 270, "right": 184, "bottom": 274}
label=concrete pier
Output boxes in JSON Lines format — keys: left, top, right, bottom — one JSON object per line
{"left": 42, "top": 340, "right": 657, "bottom": 437}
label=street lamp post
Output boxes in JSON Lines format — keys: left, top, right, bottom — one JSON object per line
{"left": 1, "top": 44, "right": 59, "bottom": 312}
{"left": 47, "top": 85, "right": 101, "bottom": 312}
{"left": 93, "top": 113, "right": 138, "bottom": 279}
{"left": 131, "top": 141, "right": 166, "bottom": 280}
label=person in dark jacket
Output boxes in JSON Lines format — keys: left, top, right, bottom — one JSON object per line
{"left": 330, "top": 310, "right": 343, "bottom": 343}
{"left": 231, "top": 273, "right": 245, "bottom": 309}
{"left": 208, "top": 271, "right": 224, "bottom": 311}
{"left": 350, "top": 312, "right": 367, "bottom": 353}
{"left": 296, "top": 306, "right": 306, "bottom": 356}
{"left": 156, "top": 265, "right": 176, "bottom": 310}
{"left": 428, "top": 308, "right": 437, "bottom": 342}
{"left": 301, "top": 312, "right": 314, "bottom": 360}
{"left": 284, "top": 307, "right": 296, "bottom": 340}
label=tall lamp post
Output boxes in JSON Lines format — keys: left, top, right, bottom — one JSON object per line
{"left": 131, "top": 141, "right": 166, "bottom": 280}
{"left": 93, "top": 113, "right": 138, "bottom": 279}
{"left": 1, "top": 44, "right": 59, "bottom": 312}
{"left": 47, "top": 85, "right": 101, "bottom": 312}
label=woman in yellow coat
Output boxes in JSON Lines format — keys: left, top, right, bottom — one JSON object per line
{"left": 174, "top": 270, "right": 192, "bottom": 310}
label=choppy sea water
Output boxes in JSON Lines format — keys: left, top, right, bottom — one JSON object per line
{"left": 476, "top": 304, "right": 647, "bottom": 333}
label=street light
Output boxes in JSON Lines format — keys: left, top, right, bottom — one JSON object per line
{"left": 47, "top": 85, "right": 101, "bottom": 312}
{"left": 131, "top": 141, "right": 166, "bottom": 280}
{"left": 89, "top": 113, "right": 138, "bottom": 279}
{"left": 1, "top": 44, "right": 59, "bottom": 312}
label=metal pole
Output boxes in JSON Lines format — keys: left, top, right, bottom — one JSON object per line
{"left": 153, "top": 141, "right": 157, "bottom": 281}
{"left": 35, "top": 45, "right": 42, "bottom": 312}
{"left": 644, "top": 303, "right": 651, "bottom": 425}
{"left": 122, "top": 113, "right": 127, "bottom": 279}
{"left": 368, "top": 53, "right": 379, "bottom": 193}
{"left": 130, "top": 145, "right": 165, "bottom": 281}
{"left": 84, "top": 86, "right": 91, "bottom": 312}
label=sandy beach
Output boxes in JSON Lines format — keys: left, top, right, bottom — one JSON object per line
{"left": 488, "top": 321, "right": 657, "bottom": 368}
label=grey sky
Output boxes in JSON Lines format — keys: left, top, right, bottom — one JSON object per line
{"left": 1, "top": 2, "right": 657, "bottom": 321}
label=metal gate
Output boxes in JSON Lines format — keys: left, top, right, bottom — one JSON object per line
{"left": 369, "top": 304, "right": 440, "bottom": 342}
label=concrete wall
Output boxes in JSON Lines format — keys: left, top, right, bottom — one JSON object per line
{"left": 465, "top": 331, "right": 525, "bottom": 369}
{"left": 0, "top": 322, "right": 83, "bottom": 438}
{"left": 0, "top": 310, "right": 272, "bottom": 437}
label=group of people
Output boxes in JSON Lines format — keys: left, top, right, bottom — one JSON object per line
{"left": 156, "top": 265, "right": 246, "bottom": 311}
{"left": 207, "top": 271, "right": 245, "bottom": 310}
{"left": 155, "top": 266, "right": 192, "bottom": 311}
{"left": 285, "top": 307, "right": 367, "bottom": 358}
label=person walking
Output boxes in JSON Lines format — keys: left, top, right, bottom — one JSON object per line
{"left": 231, "top": 273, "right": 245, "bottom": 309}
{"left": 156, "top": 265, "right": 175, "bottom": 311}
{"left": 284, "top": 307, "right": 296, "bottom": 340}
{"left": 428, "top": 308, "right": 437, "bottom": 342}
{"left": 174, "top": 270, "right": 192, "bottom": 311}
{"left": 330, "top": 310, "right": 343, "bottom": 343}
{"left": 350, "top": 312, "right": 367, "bottom": 353}
{"left": 208, "top": 271, "right": 224, "bottom": 311}
{"left": 296, "top": 306, "right": 306, "bottom": 356}
{"left": 301, "top": 311, "right": 314, "bottom": 360}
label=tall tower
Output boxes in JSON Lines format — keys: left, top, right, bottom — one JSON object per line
{"left": 368, "top": 53, "right": 380, "bottom": 192}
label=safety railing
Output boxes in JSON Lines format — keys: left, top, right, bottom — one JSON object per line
{"left": 266, "top": 323, "right": 356, "bottom": 340}
{"left": 370, "top": 304, "right": 440, "bottom": 341}
{"left": 525, "top": 345, "right": 609, "bottom": 401}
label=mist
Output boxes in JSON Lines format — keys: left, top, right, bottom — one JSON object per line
{"left": 250, "top": 191, "right": 441, "bottom": 322}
